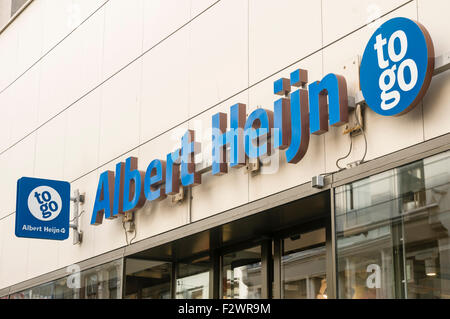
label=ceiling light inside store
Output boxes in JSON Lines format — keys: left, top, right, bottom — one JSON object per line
{"left": 425, "top": 258, "right": 437, "bottom": 277}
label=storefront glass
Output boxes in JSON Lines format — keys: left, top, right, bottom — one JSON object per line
{"left": 8, "top": 259, "right": 122, "bottom": 299}
{"left": 222, "top": 246, "right": 262, "bottom": 299}
{"left": 336, "top": 151, "right": 450, "bottom": 299}
{"left": 282, "top": 228, "right": 327, "bottom": 299}
{"left": 125, "top": 259, "right": 171, "bottom": 299}
{"left": 176, "top": 257, "right": 210, "bottom": 299}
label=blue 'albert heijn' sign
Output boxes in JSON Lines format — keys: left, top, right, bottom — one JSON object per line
{"left": 15, "top": 177, "right": 70, "bottom": 240}
{"left": 88, "top": 17, "right": 437, "bottom": 228}
{"left": 360, "top": 17, "right": 435, "bottom": 116}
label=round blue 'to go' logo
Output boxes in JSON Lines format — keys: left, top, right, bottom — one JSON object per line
{"left": 360, "top": 17, "right": 434, "bottom": 116}
{"left": 27, "top": 186, "right": 62, "bottom": 222}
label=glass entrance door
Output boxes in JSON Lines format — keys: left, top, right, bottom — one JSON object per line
{"left": 281, "top": 228, "right": 327, "bottom": 299}
{"left": 222, "top": 246, "right": 262, "bottom": 299}
{"left": 220, "top": 226, "right": 329, "bottom": 299}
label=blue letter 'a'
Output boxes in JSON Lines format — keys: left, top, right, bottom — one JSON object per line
{"left": 309, "top": 73, "right": 348, "bottom": 135}
{"left": 91, "top": 171, "right": 115, "bottom": 225}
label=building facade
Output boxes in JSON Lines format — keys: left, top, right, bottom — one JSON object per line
{"left": 0, "top": 0, "right": 449, "bottom": 299}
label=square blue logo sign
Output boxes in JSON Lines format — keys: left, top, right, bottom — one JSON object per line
{"left": 15, "top": 177, "right": 71, "bottom": 241}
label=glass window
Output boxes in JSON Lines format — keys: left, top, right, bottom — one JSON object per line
{"left": 336, "top": 151, "right": 450, "bottom": 299}
{"left": 9, "top": 290, "right": 31, "bottom": 299}
{"left": 7, "top": 259, "right": 122, "bottom": 299}
{"left": 125, "top": 259, "right": 172, "bottom": 299}
{"left": 222, "top": 246, "right": 262, "bottom": 299}
{"left": 176, "top": 256, "right": 210, "bottom": 299}
{"left": 54, "top": 277, "right": 76, "bottom": 299}
{"left": 79, "top": 259, "right": 122, "bottom": 299}
{"left": 282, "top": 228, "right": 327, "bottom": 299}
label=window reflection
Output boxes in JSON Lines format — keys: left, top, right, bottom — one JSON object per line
{"left": 125, "top": 259, "right": 171, "bottom": 299}
{"left": 336, "top": 151, "right": 450, "bottom": 299}
{"left": 222, "top": 246, "right": 262, "bottom": 299}
{"left": 176, "top": 257, "right": 210, "bottom": 299}
{"left": 282, "top": 229, "right": 327, "bottom": 299}
{"left": 8, "top": 259, "right": 122, "bottom": 299}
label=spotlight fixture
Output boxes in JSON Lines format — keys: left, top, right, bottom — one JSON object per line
{"left": 425, "top": 258, "right": 437, "bottom": 277}
{"left": 312, "top": 175, "right": 325, "bottom": 189}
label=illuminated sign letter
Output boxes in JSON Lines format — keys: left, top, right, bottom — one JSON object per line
{"left": 273, "top": 97, "right": 291, "bottom": 150}
{"left": 181, "top": 130, "right": 201, "bottom": 187}
{"left": 166, "top": 149, "right": 181, "bottom": 195}
{"left": 144, "top": 159, "right": 167, "bottom": 202}
{"left": 309, "top": 73, "right": 348, "bottom": 135}
{"left": 212, "top": 103, "right": 246, "bottom": 176}
{"left": 244, "top": 109, "right": 274, "bottom": 159}
{"left": 273, "top": 69, "right": 310, "bottom": 163}
{"left": 286, "top": 88, "right": 310, "bottom": 164}
{"left": 212, "top": 112, "right": 228, "bottom": 175}
{"left": 112, "top": 162, "right": 125, "bottom": 218}
{"left": 91, "top": 171, "right": 114, "bottom": 225}
{"left": 122, "top": 157, "right": 146, "bottom": 212}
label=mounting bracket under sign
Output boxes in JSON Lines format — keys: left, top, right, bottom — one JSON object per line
{"left": 70, "top": 189, "right": 84, "bottom": 245}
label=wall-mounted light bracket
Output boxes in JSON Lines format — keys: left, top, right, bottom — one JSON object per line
{"left": 70, "top": 189, "right": 84, "bottom": 245}
{"left": 312, "top": 175, "right": 325, "bottom": 189}
{"left": 122, "top": 211, "right": 135, "bottom": 233}
{"left": 172, "top": 186, "right": 185, "bottom": 203}
{"left": 246, "top": 157, "right": 260, "bottom": 174}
